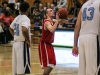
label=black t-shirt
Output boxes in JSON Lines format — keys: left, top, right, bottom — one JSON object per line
{"left": 74, "top": 1, "right": 82, "bottom": 8}
{"left": 34, "top": 0, "right": 41, "bottom": 5}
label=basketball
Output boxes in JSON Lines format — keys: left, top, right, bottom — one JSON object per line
{"left": 57, "top": 8, "right": 68, "bottom": 19}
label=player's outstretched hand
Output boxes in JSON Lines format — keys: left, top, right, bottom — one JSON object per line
{"left": 72, "top": 46, "right": 78, "bottom": 57}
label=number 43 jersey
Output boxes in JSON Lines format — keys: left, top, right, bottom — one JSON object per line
{"left": 80, "top": 0, "right": 100, "bottom": 35}
{"left": 10, "top": 15, "right": 30, "bottom": 41}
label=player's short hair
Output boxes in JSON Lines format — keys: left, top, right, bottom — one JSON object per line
{"left": 44, "top": 8, "right": 51, "bottom": 15}
{"left": 20, "top": 2, "right": 30, "bottom": 12}
{"left": 44, "top": 9, "right": 48, "bottom": 19}
{"left": 44, "top": 8, "right": 53, "bottom": 19}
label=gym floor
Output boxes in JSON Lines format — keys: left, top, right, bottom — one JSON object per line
{"left": 0, "top": 43, "right": 78, "bottom": 75}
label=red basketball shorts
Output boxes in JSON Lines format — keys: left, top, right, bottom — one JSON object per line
{"left": 38, "top": 41, "right": 56, "bottom": 68}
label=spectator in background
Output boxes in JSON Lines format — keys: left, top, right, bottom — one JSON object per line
{"left": 33, "top": 9, "right": 41, "bottom": 26}
{"left": 51, "top": 4, "right": 56, "bottom": 18}
{"left": 20, "top": 0, "right": 24, "bottom": 3}
{"left": 1, "top": 0, "right": 8, "bottom": 6}
{"left": 69, "top": 0, "right": 82, "bottom": 15}
{"left": 38, "top": 3, "right": 45, "bottom": 25}
{"left": 30, "top": 3, "right": 37, "bottom": 14}
{"left": 43, "top": 3, "right": 52, "bottom": 19}
{"left": 43, "top": 3, "right": 47, "bottom": 10}
{"left": 0, "top": 21, "right": 4, "bottom": 44}
{"left": 1, "top": 2, "right": 13, "bottom": 15}
{"left": 52, "top": 0, "right": 58, "bottom": 6}
{"left": 24, "top": 0, "right": 27, "bottom": 2}
{"left": 47, "top": 2, "right": 51, "bottom": 9}
{"left": 0, "top": 9, "right": 13, "bottom": 42}
{"left": 1, "top": 1, "right": 8, "bottom": 13}
{"left": 51, "top": 4, "right": 55, "bottom": 11}
{"left": 34, "top": 0, "right": 41, "bottom": 5}
{"left": 57, "top": 0, "right": 68, "bottom": 8}
{"left": 33, "top": 0, "right": 41, "bottom": 9}
{"left": 0, "top": 9, "right": 13, "bottom": 28}
{"left": 8, "top": 0, "right": 15, "bottom": 14}
{"left": 15, "top": 0, "right": 20, "bottom": 16}
{"left": 0, "top": 5, "right": 2, "bottom": 14}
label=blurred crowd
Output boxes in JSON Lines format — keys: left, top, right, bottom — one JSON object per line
{"left": 0, "top": 0, "right": 82, "bottom": 44}
{"left": 0, "top": 0, "right": 82, "bottom": 27}
{"left": 30, "top": 0, "right": 81, "bottom": 27}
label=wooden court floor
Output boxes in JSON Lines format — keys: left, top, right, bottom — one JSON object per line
{"left": 0, "top": 43, "right": 78, "bottom": 75}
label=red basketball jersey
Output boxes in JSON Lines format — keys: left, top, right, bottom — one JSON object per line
{"left": 40, "top": 19, "right": 55, "bottom": 43}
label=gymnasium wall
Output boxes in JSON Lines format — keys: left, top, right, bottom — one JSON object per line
{"left": 28, "top": 0, "right": 53, "bottom": 6}
{"left": 28, "top": 0, "right": 84, "bottom": 11}
{"left": 4, "top": 0, "right": 84, "bottom": 10}
{"left": 28, "top": 0, "right": 84, "bottom": 6}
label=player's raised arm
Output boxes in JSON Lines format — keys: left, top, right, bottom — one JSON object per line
{"left": 45, "top": 19, "right": 59, "bottom": 33}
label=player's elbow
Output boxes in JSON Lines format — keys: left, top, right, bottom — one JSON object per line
{"left": 9, "top": 27, "right": 14, "bottom": 37}
{"left": 9, "top": 27, "right": 13, "bottom": 33}
{"left": 75, "top": 24, "right": 81, "bottom": 31}
{"left": 49, "top": 29, "right": 55, "bottom": 33}
{"left": 22, "top": 26, "right": 28, "bottom": 33}
{"left": 47, "top": 26, "right": 55, "bottom": 33}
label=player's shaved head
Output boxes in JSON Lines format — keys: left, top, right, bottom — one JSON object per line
{"left": 47, "top": 8, "right": 52, "bottom": 13}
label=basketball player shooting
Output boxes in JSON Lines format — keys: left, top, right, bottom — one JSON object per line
{"left": 38, "top": 8, "right": 68, "bottom": 75}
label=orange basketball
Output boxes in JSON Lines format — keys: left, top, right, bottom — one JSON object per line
{"left": 57, "top": 8, "right": 68, "bottom": 19}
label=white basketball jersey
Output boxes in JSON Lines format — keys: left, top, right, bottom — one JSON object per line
{"left": 9, "top": 0, "right": 15, "bottom": 3}
{"left": 15, "top": 2, "right": 20, "bottom": 10}
{"left": 10, "top": 15, "right": 30, "bottom": 41}
{"left": 80, "top": 0, "right": 100, "bottom": 35}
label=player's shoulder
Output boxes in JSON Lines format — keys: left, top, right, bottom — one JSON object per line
{"left": 12, "top": 15, "right": 20, "bottom": 23}
{"left": 43, "top": 19, "right": 50, "bottom": 23}
{"left": 43, "top": 19, "right": 52, "bottom": 26}
{"left": 44, "top": 19, "right": 55, "bottom": 22}
{"left": 82, "top": 0, "right": 91, "bottom": 7}
{"left": 82, "top": 0, "right": 100, "bottom": 8}
{"left": 21, "top": 15, "right": 29, "bottom": 20}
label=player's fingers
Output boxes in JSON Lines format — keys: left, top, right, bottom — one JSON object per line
{"left": 56, "top": 13, "right": 59, "bottom": 19}
{"left": 28, "top": 42, "right": 30, "bottom": 47}
{"left": 72, "top": 52, "right": 75, "bottom": 56}
{"left": 25, "top": 41, "right": 30, "bottom": 47}
{"left": 72, "top": 50, "right": 78, "bottom": 57}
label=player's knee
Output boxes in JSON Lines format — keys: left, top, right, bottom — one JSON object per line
{"left": 18, "top": 74, "right": 25, "bottom": 75}
{"left": 43, "top": 72, "right": 49, "bottom": 75}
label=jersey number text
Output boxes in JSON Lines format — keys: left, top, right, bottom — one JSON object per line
{"left": 82, "top": 7, "right": 95, "bottom": 21}
{"left": 14, "top": 23, "right": 19, "bottom": 36}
